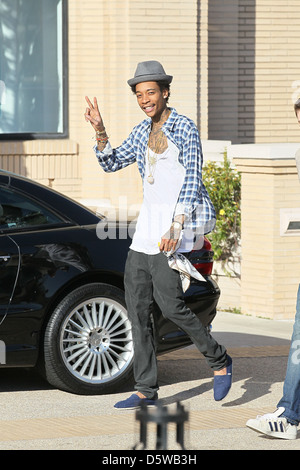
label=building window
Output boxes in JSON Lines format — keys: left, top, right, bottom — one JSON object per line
{"left": 0, "top": 0, "right": 68, "bottom": 139}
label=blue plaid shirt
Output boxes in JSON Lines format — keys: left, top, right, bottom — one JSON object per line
{"left": 94, "top": 108, "right": 216, "bottom": 234}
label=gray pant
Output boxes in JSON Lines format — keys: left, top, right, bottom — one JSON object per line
{"left": 124, "top": 249, "right": 227, "bottom": 399}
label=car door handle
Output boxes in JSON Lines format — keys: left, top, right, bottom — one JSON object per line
{"left": 0, "top": 255, "right": 11, "bottom": 262}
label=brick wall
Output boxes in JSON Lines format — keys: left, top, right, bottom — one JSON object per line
{"left": 0, "top": 140, "right": 80, "bottom": 198}
{"left": 255, "top": 0, "right": 300, "bottom": 143}
{"left": 232, "top": 144, "right": 300, "bottom": 319}
{"left": 2, "top": 1, "right": 300, "bottom": 204}
{"left": 68, "top": 0, "right": 199, "bottom": 212}
{"left": 204, "top": 0, "right": 300, "bottom": 144}
{"left": 205, "top": 0, "right": 255, "bottom": 144}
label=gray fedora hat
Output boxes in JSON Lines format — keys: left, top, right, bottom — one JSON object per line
{"left": 127, "top": 60, "right": 173, "bottom": 87}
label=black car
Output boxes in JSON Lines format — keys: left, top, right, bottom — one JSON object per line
{"left": 0, "top": 170, "right": 220, "bottom": 395}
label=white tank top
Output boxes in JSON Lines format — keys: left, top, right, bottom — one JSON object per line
{"left": 130, "top": 138, "right": 194, "bottom": 254}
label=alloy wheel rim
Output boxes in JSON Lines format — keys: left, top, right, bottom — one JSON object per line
{"left": 60, "top": 297, "right": 133, "bottom": 384}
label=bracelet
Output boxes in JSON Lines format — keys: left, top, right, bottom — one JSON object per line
{"left": 96, "top": 135, "right": 109, "bottom": 140}
{"left": 96, "top": 136, "right": 109, "bottom": 143}
{"left": 96, "top": 134, "right": 107, "bottom": 139}
{"left": 96, "top": 129, "right": 106, "bottom": 136}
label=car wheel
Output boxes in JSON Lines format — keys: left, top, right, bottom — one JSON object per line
{"left": 44, "top": 283, "right": 134, "bottom": 395}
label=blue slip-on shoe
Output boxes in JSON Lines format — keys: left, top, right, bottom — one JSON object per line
{"left": 114, "top": 394, "right": 157, "bottom": 410}
{"left": 213, "top": 355, "right": 232, "bottom": 401}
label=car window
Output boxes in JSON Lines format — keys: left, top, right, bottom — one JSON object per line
{"left": 0, "top": 186, "right": 64, "bottom": 230}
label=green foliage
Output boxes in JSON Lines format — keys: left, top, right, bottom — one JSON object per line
{"left": 202, "top": 152, "right": 241, "bottom": 262}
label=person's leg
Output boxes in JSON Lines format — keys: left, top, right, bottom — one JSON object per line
{"left": 150, "top": 252, "right": 227, "bottom": 371}
{"left": 246, "top": 408, "right": 297, "bottom": 440}
{"left": 277, "top": 284, "right": 300, "bottom": 425}
{"left": 246, "top": 285, "right": 300, "bottom": 439}
{"left": 124, "top": 250, "right": 158, "bottom": 399}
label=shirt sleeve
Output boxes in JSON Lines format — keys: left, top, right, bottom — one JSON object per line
{"left": 93, "top": 130, "right": 137, "bottom": 173}
{"left": 175, "top": 125, "right": 203, "bottom": 218}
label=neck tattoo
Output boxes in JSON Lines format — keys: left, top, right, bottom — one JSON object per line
{"left": 147, "top": 130, "right": 164, "bottom": 184}
{"left": 147, "top": 109, "right": 170, "bottom": 184}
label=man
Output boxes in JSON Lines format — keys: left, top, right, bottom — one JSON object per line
{"left": 246, "top": 99, "right": 300, "bottom": 440}
{"left": 84, "top": 60, "right": 232, "bottom": 409}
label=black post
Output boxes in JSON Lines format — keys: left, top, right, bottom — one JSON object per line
{"left": 133, "top": 401, "right": 189, "bottom": 450}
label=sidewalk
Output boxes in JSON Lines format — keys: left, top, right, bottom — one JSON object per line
{"left": 0, "top": 311, "right": 298, "bottom": 450}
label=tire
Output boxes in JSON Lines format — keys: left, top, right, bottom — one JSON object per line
{"left": 43, "top": 283, "right": 134, "bottom": 394}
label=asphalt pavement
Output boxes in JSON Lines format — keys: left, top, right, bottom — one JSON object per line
{"left": 0, "top": 310, "right": 299, "bottom": 451}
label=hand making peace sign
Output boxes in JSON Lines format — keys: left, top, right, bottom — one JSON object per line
{"left": 84, "top": 96, "right": 105, "bottom": 132}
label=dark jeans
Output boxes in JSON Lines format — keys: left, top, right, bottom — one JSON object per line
{"left": 124, "top": 249, "right": 227, "bottom": 399}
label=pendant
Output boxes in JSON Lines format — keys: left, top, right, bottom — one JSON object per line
{"left": 148, "top": 155, "right": 157, "bottom": 166}
{"left": 147, "top": 175, "right": 154, "bottom": 184}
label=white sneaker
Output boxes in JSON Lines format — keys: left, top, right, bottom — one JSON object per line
{"left": 246, "top": 407, "right": 298, "bottom": 440}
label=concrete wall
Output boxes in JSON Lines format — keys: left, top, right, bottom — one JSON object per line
{"left": 231, "top": 143, "right": 300, "bottom": 319}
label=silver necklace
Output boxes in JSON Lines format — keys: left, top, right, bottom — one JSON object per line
{"left": 147, "top": 130, "right": 164, "bottom": 184}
